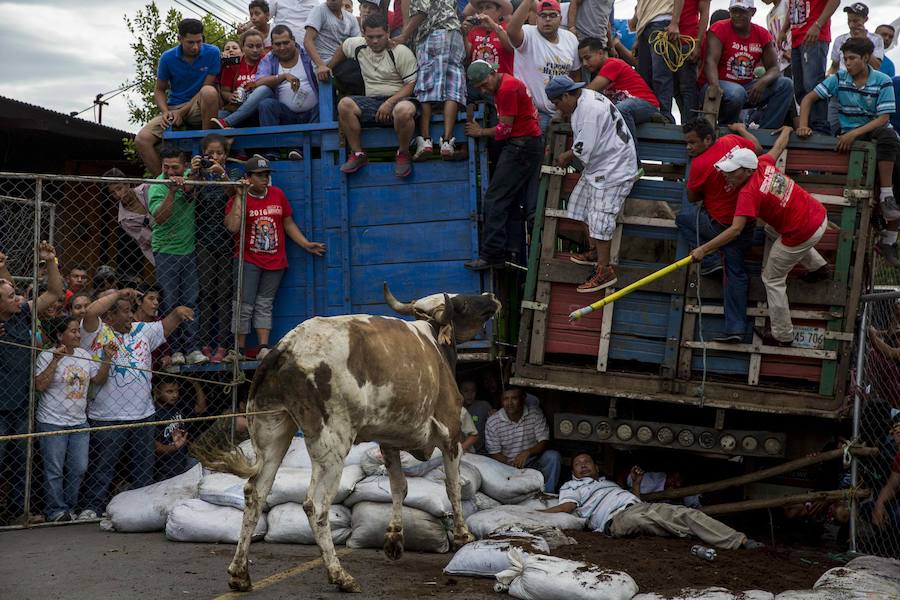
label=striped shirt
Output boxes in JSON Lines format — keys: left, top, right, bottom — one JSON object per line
{"left": 814, "top": 67, "right": 895, "bottom": 134}
{"left": 484, "top": 406, "right": 550, "bottom": 458}
{"left": 559, "top": 476, "right": 641, "bottom": 532}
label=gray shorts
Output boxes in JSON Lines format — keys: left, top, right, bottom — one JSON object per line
{"left": 349, "top": 95, "right": 418, "bottom": 125}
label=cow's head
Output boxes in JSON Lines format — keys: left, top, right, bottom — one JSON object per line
{"left": 383, "top": 283, "right": 501, "bottom": 344}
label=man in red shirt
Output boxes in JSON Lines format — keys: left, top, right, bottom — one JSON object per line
{"left": 677, "top": 117, "right": 761, "bottom": 342}
{"left": 462, "top": 0, "right": 515, "bottom": 105}
{"left": 463, "top": 61, "right": 544, "bottom": 270}
{"left": 702, "top": 0, "right": 793, "bottom": 129}
{"left": 689, "top": 127, "right": 830, "bottom": 346}
{"left": 776, "top": 0, "right": 840, "bottom": 134}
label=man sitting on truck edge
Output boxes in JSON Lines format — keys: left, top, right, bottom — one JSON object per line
{"left": 543, "top": 452, "right": 763, "bottom": 549}
{"left": 689, "top": 126, "right": 830, "bottom": 347}
{"left": 329, "top": 13, "right": 420, "bottom": 178}
{"left": 677, "top": 118, "right": 762, "bottom": 343}
{"left": 135, "top": 18, "right": 221, "bottom": 176}
{"left": 797, "top": 36, "right": 900, "bottom": 268}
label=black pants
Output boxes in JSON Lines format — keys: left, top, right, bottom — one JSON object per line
{"left": 481, "top": 137, "right": 544, "bottom": 261}
{"left": 859, "top": 126, "right": 900, "bottom": 196}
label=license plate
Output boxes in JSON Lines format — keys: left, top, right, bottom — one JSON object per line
{"left": 793, "top": 326, "right": 825, "bottom": 349}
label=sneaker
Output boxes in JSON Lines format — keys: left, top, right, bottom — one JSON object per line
{"left": 712, "top": 333, "right": 743, "bottom": 344}
{"left": 569, "top": 248, "right": 598, "bottom": 266}
{"left": 413, "top": 136, "right": 433, "bottom": 160}
{"left": 185, "top": 350, "right": 209, "bottom": 365}
{"left": 876, "top": 242, "right": 900, "bottom": 268}
{"left": 577, "top": 266, "right": 618, "bottom": 293}
{"left": 288, "top": 149, "right": 303, "bottom": 160}
{"left": 257, "top": 346, "right": 271, "bottom": 361}
{"left": 48, "top": 511, "right": 72, "bottom": 523}
{"left": 742, "top": 538, "right": 765, "bottom": 550}
{"left": 170, "top": 352, "right": 186, "bottom": 366}
{"left": 68, "top": 511, "right": 79, "bottom": 521}
{"left": 394, "top": 151, "right": 412, "bottom": 178}
{"left": 341, "top": 151, "right": 368, "bottom": 174}
{"left": 753, "top": 326, "right": 793, "bottom": 347}
{"left": 881, "top": 195, "right": 900, "bottom": 221}
{"left": 440, "top": 137, "right": 455, "bottom": 159}
{"left": 210, "top": 117, "right": 230, "bottom": 129}
{"left": 210, "top": 346, "right": 228, "bottom": 363}
{"left": 76, "top": 509, "right": 98, "bottom": 521}
{"left": 464, "top": 257, "right": 506, "bottom": 271}
{"left": 221, "top": 349, "right": 246, "bottom": 363}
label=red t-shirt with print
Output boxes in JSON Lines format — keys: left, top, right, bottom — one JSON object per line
{"left": 787, "top": 0, "right": 832, "bottom": 49}
{"left": 679, "top": 0, "right": 701, "bottom": 39}
{"left": 225, "top": 186, "right": 293, "bottom": 270}
{"left": 220, "top": 59, "right": 260, "bottom": 92}
{"left": 687, "top": 134, "right": 757, "bottom": 225}
{"left": 701, "top": 20, "right": 772, "bottom": 86}
{"left": 734, "top": 154, "right": 826, "bottom": 246}
{"left": 494, "top": 74, "right": 542, "bottom": 138}
{"left": 467, "top": 22, "right": 514, "bottom": 76}
{"left": 598, "top": 57, "right": 660, "bottom": 107}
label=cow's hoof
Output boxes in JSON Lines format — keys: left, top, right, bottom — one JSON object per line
{"left": 383, "top": 531, "right": 405, "bottom": 561}
{"left": 227, "top": 572, "right": 252, "bottom": 592}
{"left": 337, "top": 574, "right": 362, "bottom": 593}
{"left": 452, "top": 532, "right": 475, "bottom": 550}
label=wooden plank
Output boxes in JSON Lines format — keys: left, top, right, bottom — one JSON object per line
{"left": 540, "top": 258, "right": 685, "bottom": 294}
{"left": 683, "top": 304, "right": 842, "bottom": 320}
{"left": 748, "top": 301, "right": 766, "bottom": 386}
{"left": 811, "top": 193, "right": 852, "bottom": 207}
{"left": 597, "top": 225, "right": 623, "bottom": 372}
{"left": 682, "top": 341, "right": 837, "bottom": 360}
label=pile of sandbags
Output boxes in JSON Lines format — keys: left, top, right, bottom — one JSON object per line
{"left": 346, "top": 502, "right": 451, "bottom": 553}
{"left": 776, "top": 555, "right": 900, "bottom": 599}
{"left": 265, "top": 503, "right": 351, "bottom": 545}
{"left": 166, "top": 498, "right": 267, "bottom": 543}
{"left": 103, "top": 464, "right": 202, "bottom": 532}
{"left": 462, "top": 454, "right": 545, "bottom": 504}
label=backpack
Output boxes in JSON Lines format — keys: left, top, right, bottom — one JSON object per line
{"left": 332, "top": 44, "right": 398, "bottom": 96}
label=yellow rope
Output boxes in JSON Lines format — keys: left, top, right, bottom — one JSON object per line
{"left": 0, "top": 409, "right": 286, "bottom": 442}
{"left": 649, "top": 30, "right": 697, "bottom": 72}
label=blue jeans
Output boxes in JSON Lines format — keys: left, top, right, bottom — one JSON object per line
{"left": 674, "top": 59, "right": 700, "bottom": 123}
{"left": 676, "top": 203, "right": 752, "bottom": 336}
{"left": 637, "top": 20, "right": 676, "bottom": 122}
{"left": 616, "top": 97, "right": 660, "bottom": 149}
{"left": 222, "top": 85, "right": 274, "bottom": 127}
{"left": 80, "top": 416, "right": 156, "bottom": 514}
{"left": 791, "top": 42, "right": 829, "bottom": 134}
{"left": 154, "top": 252, "right": 199, "bottom": 353}
{"left": 0, "top": 410, "right": 27, "bottom": 512}
{"left": 258, "top": 98, "right": 318, "bottom": 127}
{"left": 526, "top": 449, "right": 561, "bottom": 493}
{"left": 708, "top": 77, "right": 794, "bottom": 129}
{"left": 38, "top": 421, "right": 89, "bottom": 519}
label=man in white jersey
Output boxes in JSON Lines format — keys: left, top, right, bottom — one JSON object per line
{"left": 547, "top": 75, "right": 640, "bottom": 293}
{"left": 543, "top": 452, "right": 763, "bottom": 549}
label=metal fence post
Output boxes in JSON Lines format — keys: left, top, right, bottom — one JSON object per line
{"left": 230, "top": 185, "right": 249, "bottom": 443}
{"left": 22, "top": 177, "right": 42, "bottom": 527}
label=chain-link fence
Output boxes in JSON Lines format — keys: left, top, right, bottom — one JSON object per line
{"left": 0, "top": 169, "right": 268, "bottom": 528}
{"left": 850, "top": 289, "right": 900, "bottom": 559}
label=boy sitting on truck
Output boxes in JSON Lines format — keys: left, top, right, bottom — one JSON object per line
{"left": 797, "top": 36, "right": 900, "bottom": 268}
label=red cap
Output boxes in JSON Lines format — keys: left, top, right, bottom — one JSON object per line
{"left": 536, "top": 0, "right": 561, "bottom": 13}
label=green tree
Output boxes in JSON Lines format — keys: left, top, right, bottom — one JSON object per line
{"left": 123, "top": 1, "right": 234, "bottom": 126}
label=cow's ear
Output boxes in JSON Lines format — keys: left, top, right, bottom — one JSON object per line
{"left": 436, "top": 293, "right": 454, "bottom": 345}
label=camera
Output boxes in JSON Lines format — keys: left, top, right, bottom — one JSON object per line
{"left": 467, "top": 16, "right": 482, "bottom": 25}
{"left": 199, "top": 156, "right": 215, "bottom": 169}
{"left": 222, "top": 55, "right": 241, "bottom": 67}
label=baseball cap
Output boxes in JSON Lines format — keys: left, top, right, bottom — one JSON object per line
{"left": 843, "top": 2, "right": 868, "bottom": 16}
{"left": 244, "top": 154, "right": 272, "bottom": 173}
{"left": 729, "top": 0, "right": 755, "bottom": 10}
{"left": 714, "top": 148, "right": 759, "bottom": 172}
{"left": 359, "top": 0, "right": 380, "bottom": 5}
{"left": 545, "top": 75, "right": 586, "bottom": 101}
{"left": 467, "top": 60, "right": 498, "bottom": 85}
{"left": 536, "top": 0, "right": 561, "bottom": 14}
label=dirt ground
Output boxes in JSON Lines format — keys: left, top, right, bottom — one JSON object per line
{"left": 0, "top": 523, "right": 843, "bottom": 599}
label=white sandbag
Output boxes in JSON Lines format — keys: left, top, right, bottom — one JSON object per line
{"left": 462, "top": 499, "right": 480, "bottom": 519}
{"left": 345, "top": 442, "right": 379, "bottom": 465}
{"left": 474, "top": 492, "right": 502, "bottom": 511}
{"left": 491, "top": 524, "right": 577, "bottom": 550}
{"left": 344, "top": 475, "right": 453, "bottom": 516}
{"left": 444, "top": 535, "right": 550, "bottom": 577}
{"left": 634, "top": 589, "right": 773, "bottom": 600}
{"left": 515, "top": 492, "right": 560, "bottom": 510}
{"left": 813, "top": 565, "right": 900, "bottom": 598}
{"left": 495, "top": 548, "right": 638, "bottom": 600}
{"left": 423, "top": 462, "right": 482, "bottom": 500}
{"left": 775, "top": 591, "right": 847, "bottom": 600}
{"left": 346, "top": 502, "right": 450, "bottom": 553}
{"left": 466, "top": 505, "right": 585, "bottom": 539}
{"left": 844, "top": 555, "right": 900, "bottom": 586}
{"left": 106, "top": 464, "right": 202, "bottom": 532}
{"left": 165, "top": 499, "right": 266, "bottom": 543}
{"left": 267, "top": 465, "right": 364, "bottom": 507}
{"left": 360, "top": 446, "right": 444, "bottom": 477}
{"left": 461, "top": 454, "right": 543, "bottom": 504}
{"left": 264, "top": 502, "right": 351, "bottom": 545}
{"left": 198, "top": 471, "right": 250, "bottom": 510}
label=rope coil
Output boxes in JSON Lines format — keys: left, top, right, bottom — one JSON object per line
{"left": 649, "top": 31, "right": 697, "bottom": 72}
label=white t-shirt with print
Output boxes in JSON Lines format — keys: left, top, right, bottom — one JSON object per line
{"left": 513, "top": 25, "right": 581, "bottom": 114}
{"left": 277, "top": 61, "right": 319, "bottom": 113}
{"left": 81, "top": 320, "right": 166, "bottom": 421}
{"left": 830, "top": 32, "right": 884, "bottom": 70}
{"left": 36, "top": 348, "right": 99, "bottom": 426}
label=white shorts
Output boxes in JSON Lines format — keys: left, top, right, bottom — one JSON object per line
{"left": 566, "top": 178, "right": 634, "bottom": 241}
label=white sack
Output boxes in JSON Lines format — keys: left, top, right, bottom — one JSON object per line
{"left": 423, "top": 462, "right": 483, "bottom": 500}
{"left": 106, "top": 464, "right": 201, "bottom": 532}
{"left": 491, "top": 524, "right": 577, "bottom": 550}
{"left": 344, "top": 475, "right": 453, "bottom": 517}
{"left": 165, "top": 498, "right": 266, "bottom": 543}
{"left": 345, "top": 442, "right": 379, "bottom": 465}
{"left": 264, "top": 502, "right": 351, "bottom": 545}
{"left": 515, "top": 492, "right": 561, "bottom": 510}
{"left": 495, "top": 548, "right": 638, "bottom": 600}
{"left": 813, "top": 565, "right": 900, "bottom": 598}
{"left": 474, "top": 492, "right": 502, "bottom": 511}
{"left": 634, "top": 589, "right": 773, "bottom": 600}
{"left": 444, "top": 535, "right": 550, "bottom": 578}
{"left": 360, "top": 446, "right": 444, "bottom": 477}
{"left": 466, "top": 505, "right": 585, "bottom": 539}
{"left": 267, "top": 465, "right": 364, "bottom": 507}
{"left": 844, "top": 555, "right": 900, "bottom": 586}
{"left": 462, "top": 499, "right": 480, "bottom": 518}
{"left": 346, "top": 502, "right": 450, "bottom": 553}
{"left": 198, "top": 471, "right": 250, "bottom": 510}
{"left": 461, "top": 454, "right": 543, "bottom": 504}
{"left": 238, "top": 437, "right": 312, "bottom": 467}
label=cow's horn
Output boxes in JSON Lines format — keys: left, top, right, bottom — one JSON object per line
{"left": 383, "top": 282, "right": 414, "bottom": 315}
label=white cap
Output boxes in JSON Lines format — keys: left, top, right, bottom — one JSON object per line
{"left": 715, "top": 148, "right": 759, "bottom": 172}
{"left": 729, "top": 0, "right": 755, "bottom": 10}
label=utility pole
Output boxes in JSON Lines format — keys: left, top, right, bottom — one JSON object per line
{"left": 93, "top": 93, "right": 109, "bottom": 124}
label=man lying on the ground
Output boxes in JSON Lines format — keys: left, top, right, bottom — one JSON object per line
{"left": 541, "top": 452, "right": 763, "bottom": 549}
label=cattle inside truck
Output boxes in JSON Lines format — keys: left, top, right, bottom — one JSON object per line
{"left": 513, "top": 122, "right": 877, "bottom": 461}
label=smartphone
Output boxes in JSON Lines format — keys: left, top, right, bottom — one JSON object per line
{"left": 222, "top": 56, "right": 241, "bottom": 67}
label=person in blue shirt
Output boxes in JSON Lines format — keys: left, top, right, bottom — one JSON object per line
{"left": 798, "top": 36, "right": 900, "bottom": 268}
{"left": 876, "top": 24, "right": 896, "bottom": 77}
{"left": 135, "top": 18, "right": 222, "bottom": 176}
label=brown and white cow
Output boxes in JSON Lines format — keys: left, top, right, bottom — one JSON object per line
{"left": 202, "top": 283, "right": 501, "bottom": 593}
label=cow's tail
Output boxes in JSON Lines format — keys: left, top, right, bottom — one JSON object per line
{"left": 195, "top": 348, "right": 285, "bottom": 479}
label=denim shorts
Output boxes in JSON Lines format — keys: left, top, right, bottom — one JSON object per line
{"left": 349, "top": 95, "right": 418, "bottom": 125}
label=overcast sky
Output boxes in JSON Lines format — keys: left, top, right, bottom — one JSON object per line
{"left": 0, "top": 0, "right": 898, "bottom": 133}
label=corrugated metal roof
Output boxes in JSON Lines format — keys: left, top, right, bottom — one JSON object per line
{"left": 0, "top": 95, "right": 134, "bottom": 138}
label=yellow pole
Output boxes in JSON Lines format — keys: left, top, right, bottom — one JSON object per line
{"left": 569, "top": 256, "right": 694, "bottom": 322}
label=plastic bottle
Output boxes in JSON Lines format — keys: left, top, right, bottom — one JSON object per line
{"left": 690, "top": 544, "right": 717, "bottom": 561}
